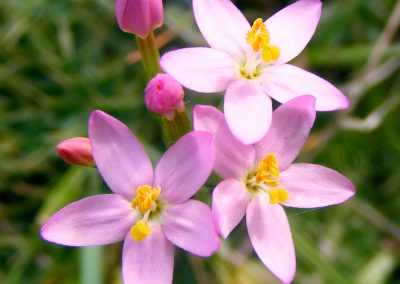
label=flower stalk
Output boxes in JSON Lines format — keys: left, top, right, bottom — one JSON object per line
{"left": 161, "top": 111, "right": 191, "bottom": 146}
{"left": 136, "top": 32, "right": 161, "bottom": 80}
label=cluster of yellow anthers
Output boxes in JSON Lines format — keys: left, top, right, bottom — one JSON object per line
{"left": 255, "top": 153, "right": 289, "bottom": 205}
{"left": 246, "top": 18, "right": 280, "bottom": 63}
{"left": 130, "top": 185, "right": 161, "bottom": 241}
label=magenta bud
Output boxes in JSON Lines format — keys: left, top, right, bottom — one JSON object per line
{"left": 145, "top": 73, "right": 185, "bottom": 119}
{"left": 56, "top": 137, "right": 95, "bottom": 167}
{"left": 116, "top": 0, "right": 163, "bottom": 38}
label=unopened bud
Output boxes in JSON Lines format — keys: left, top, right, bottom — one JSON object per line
{"left": 56, "top": 137, "right": 94, "bottom": 167}
{"left": 116, "top": 0, "right": 163, "bottom": 38}
{"left": 145, "top": 73, "right": 185, "bottom": 120}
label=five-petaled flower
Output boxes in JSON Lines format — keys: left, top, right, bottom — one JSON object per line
{"left": 161, "top": 0, "right": 349, "bottom": 145}
{"left": 193, "top": 96, "right": 355, "bottom": 283}
{"left": 41, "top": 110, "right": 219, "bottom": 284}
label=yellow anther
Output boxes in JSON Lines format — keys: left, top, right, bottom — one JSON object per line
{"left": 132, "top": 185, "right": 161, "bottom": 214}
{"left": 269, "top": 45, "right": 280, "bottom": 61}
{"left": 246, "top": 153, "right": 289, "bottom": 204}
{"left": 255, "top": 153, "right": 280, "bottom": 186}
{"left": 268, "top": 188, "right": 289, "bottom": 205}
{"left": 246, "top": 18, "right": 280, "bottom": 63}
{"left": 131, "top": 220, "right": 152, "bottom": 242}
{"left": 278, "top": 188, "right": 289, "bottom": 203}
{"left": 247, "top": 18, "right": 270, "bottom": 51}
{"left": 261, "top": 45, "right": 280, "bottom": 62}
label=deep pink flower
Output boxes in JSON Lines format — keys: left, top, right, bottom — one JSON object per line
{"left": 116, "top": 0, "right": 163, "bottom": 38}
{"left": 145, "top": 73, "right": 185, "bottom": 119}
{"left": 56, "top": 137, "right": 94, "bottom": 167}
{"left": 161, "top": 0, "right": 349, "bottom": 145}
{"left": 193, "top": 96, "right": 355, "bottom": 283}
{"left": 41, "top": 110, "right": 219, "bottom": 284}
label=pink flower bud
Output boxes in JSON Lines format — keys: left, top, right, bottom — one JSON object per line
{"left": 56, "top": 137, "right": 94, "bottom": 167}
{"left": 116, "top": 0, "right": 163, "bottom": 38}
{"left": 145, "top": 73, "right": 185, "bottom": 120}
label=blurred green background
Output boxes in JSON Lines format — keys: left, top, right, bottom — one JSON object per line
{"left": 1, "top": 0, "right": 400, "bottom": 283}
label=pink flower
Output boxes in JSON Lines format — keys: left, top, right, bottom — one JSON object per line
{"left": 41, "top": 110, "right": 219, "bottom": 284}
{"left": 161, "top": 0, "right": 349, "bottom": 145}
{"left": 56, "top": 137, "right": 94, "bottom": 167}
{"left": 145, "top": 73, "right": 185, "bottom": 120}
{"left": 193, "top": 96, "right": 355, "bottom": 283}
{"left": 116, "top": 0, "right": 163, "bottom": 38}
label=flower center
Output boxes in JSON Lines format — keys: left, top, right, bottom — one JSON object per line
{"left": 245, "top": 153, "right": 289, "bottom": 205}
{"left": 246, "top": 18, "right": 280, "bottom": 63}
{"left": 237, "top": 19, "right": 280, "bottom": 80}
{"left": 130, "top": 185, "right": 161, "bottom": 242}
{"left": 237, "top": 53, "right": 264, "bottom": 80}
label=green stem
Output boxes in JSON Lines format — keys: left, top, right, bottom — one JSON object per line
{"left": 136, "top": 32, "right": 161, "bottom": 80}
{"left": 80, "top": 246, "right": 103, "bottom": 284}
{"left": 161, "top": 111, "right": 192, "bottom": 146}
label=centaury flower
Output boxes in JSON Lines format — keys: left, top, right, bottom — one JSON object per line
{"left": 41, "top": 110, "right": 219, "bottom": 284}
{"left": 193, "top": 96, "right": 355, "bottom": 283}
{"left": 161, "top": 0, "right": 349, "bottom": 144}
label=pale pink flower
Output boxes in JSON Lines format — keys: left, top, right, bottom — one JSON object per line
{"left": 41, "top": 110, "right": 219, "bottom": 284}
{"left": 161, "top": 0, "right": 349, "bottom": 145}
{"left": 116, "top": 0, "right": 163, "bottom": 38}
{"left": 193, "top": 96, "right": 355, "bottom": 283}
{"left": 56, "top": 137, "right": 94, "bottom": 167}
{"left": 145, "top": 73, "right": 185, "bottom": 120}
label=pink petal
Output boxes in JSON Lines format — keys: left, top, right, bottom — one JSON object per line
{"left": 155, "top": 131, "right": 214, "bottom": 204}
{"left": 163, "top": 200, "right": 220, "bottom": 257}
{"left": 224, "top": 80, "right": 272, "bottom": 145}
{"left": 89, "top": 110, "right": 154, "bottom": 199}
{"left": 263, "top": 64, "right": 349, "bottom": 111}
{"left": 122, "top": 227, "right": 174, "bottom": 284}
{"left": 41, "top": 194, "right": 135, "bottom": 246}
{"left": 281, "top": 163, "right": 355, "bottom": 208}
{"left": 193, "top": 0, "right": 250, "bottom": 55}
{"left": 254, "top": 95, "right": 316, "bottom": 170}
{"left": 212, "top": 179, "right": 249, "bottom": 238}
{"left": 266, "top": 0, "right": 322, "bottom": 64}
{"left": 193, "top": 105, "right": 256, "bottom": 179}
{"left": 247, "top": 197, "right": 296, "bottom": 284}
{"left": 160, "top": 47, "right": 236, "bottom": 93}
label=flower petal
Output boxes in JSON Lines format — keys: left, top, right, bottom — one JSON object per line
{"left": 266, "top": 0, "right": 322, "bottom": 64}
{"left": 281, "top": 163, "right": 355, "bottom": 208}
{"left": 254, "top": 95, "right": 316, "bottom": 170}
{"left": 41, "top": 194, "right": 135, "bottom": 246}
{"left": 122, "top": 227, "right": 174, "bottom": 284}
{"left": 224, "top": 80, "right": 272, "bottom": 145}
{"left": 263, "top": 64, "right": 349, "bottom": 111}
{"left": 193, "top": 105, "right": 256, "bottom": 179}
{"left": 163, "top": 200, "right": 220, "bottom": 257}
{"left": 193, "top": 0, "right": 250, "bottom": 55}
{"left": 155, "top": 131, "right": 214, "bottom": 204}
{"left": 212, "top": 179, "right": 248, "bottom": 238}
{"left": 247, "top": 197, "right": 296, "bottom": 284}
{"left": 160, "top": 47, "right": 236, "bottom": 93}
{"left": 89, "top": 110, "right": 154, "bottom": 199}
